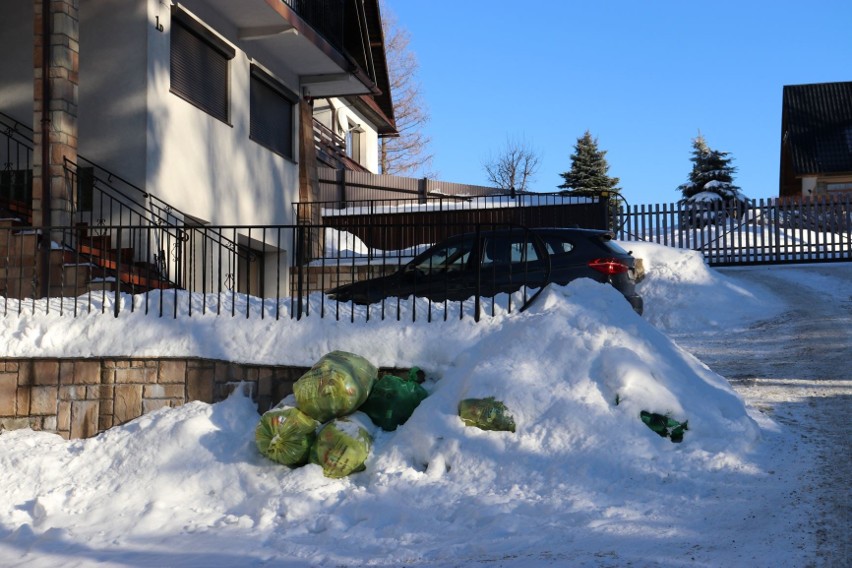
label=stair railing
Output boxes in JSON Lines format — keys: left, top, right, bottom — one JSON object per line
{"left": 0, "top": 112, "right": 34, "bottom": 219}
{"left": 61, "top": 157, "right": 255, "bottom": 292}
{"left": 1, "top": 111, "right": 253, "bottom": 292}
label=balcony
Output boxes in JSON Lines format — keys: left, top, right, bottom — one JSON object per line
{"left": 282, "top": 0, "right": 344, "bottom": 52}
{"left": 179, "top": 0, "right": 379, "bottom": 98}
{"left": 313, "top": 119, "right": 368, "bottom": 172}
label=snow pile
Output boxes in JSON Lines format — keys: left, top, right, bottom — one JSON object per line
{"left": 0, "top": 244, "right": 802, "bottom": 567}
{"left": 629, "top": 241, "right": 780, "bottom": 331}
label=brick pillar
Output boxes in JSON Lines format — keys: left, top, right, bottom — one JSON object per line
{"left": 33, "top": 0, "right": 78, "bottom": 232}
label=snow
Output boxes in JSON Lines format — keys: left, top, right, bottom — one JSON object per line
{"left": 686, "top": 190, "right": 724, "bottom": 202}
{"left": 0, "top": 243, "right": 846, "bottom": 567}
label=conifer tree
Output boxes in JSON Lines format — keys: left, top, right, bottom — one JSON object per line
{"left": 678, "top": 134, "right": 741, "bottom": 201}
{"left": 558, "top": 131, "right": 621, "bottom": 197}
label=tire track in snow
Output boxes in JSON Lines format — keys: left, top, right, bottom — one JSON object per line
{"left": 675, "top": 264, "right": 851, "bottom": 567}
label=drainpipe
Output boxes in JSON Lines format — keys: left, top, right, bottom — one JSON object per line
{"left": 40, "top": 0, "right": 52, "bottom": 297}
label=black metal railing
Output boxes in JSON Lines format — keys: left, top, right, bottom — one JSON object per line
{"left": 3, "top": 125, "right": 852, "bottom": 326}
{"left": 1, "top": 111, "right": 251, "bottom": 285}
{"left": 0, "top": 112, "right": 34, "bottom": 218}
{"left": 283, "top": 0, "right": 345, "bottom": 50}
{"left": 60, "top": 157, "right": 249, "bottom": 276}
{"left": 1, "top": 221, "right": 561, "bottom": 322}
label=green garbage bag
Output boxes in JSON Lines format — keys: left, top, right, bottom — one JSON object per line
{"left": 310, "top": 413, "right": 374, "bottom": 478}
{"left": 255, "top": 407, "right": 320, "bottom": 467}
{"left": 359, "top": 374, "right": 429, "bottom": 431}
{"left": 458, "top": 397, "right": 516, "bottom": 433}
{"left": 403, "top": 366, "right": 426, "bottom": 384}
{"left": 640, "top": 411, "right": 688, "bottom": 443}
{"left": 293, "top": 351, "right": 378, "bottom": 423}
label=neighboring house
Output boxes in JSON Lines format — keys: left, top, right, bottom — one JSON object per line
{"left": 0, "top": 0, "right": 395, "bottom": 295}
{"left": 780, "top": 81, "right": 852, "bottom": 199}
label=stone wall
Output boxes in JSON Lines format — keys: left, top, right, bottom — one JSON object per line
{"left": 0, "top": 357, "right": 308, "bottom": 439}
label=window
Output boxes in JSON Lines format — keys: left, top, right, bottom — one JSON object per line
{"left": 345, "top": 123, "right": 363, "bottom": 164}
{"left": 541, "top": 237, "right": 574, "bottom": 256}
{"left": 250, "top": 67, "right": 296, "bottom": 159}
{"left": 482, "top": 235, "right": 539, "bottom": 265}
{"left": 414, "top": 240, "right": 473, "bottom": 274}
{"left": 826, "top": 182, "right": 852, "bottom": 192}
{"left": 170, "top": 11, "right": 235, "bottom": 123}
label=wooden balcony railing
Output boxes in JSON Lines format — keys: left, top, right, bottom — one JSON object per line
{"left": 313, "top": 119, "right": 368, "bottom": 172}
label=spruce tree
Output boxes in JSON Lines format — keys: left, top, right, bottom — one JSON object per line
{"left": 678, "top": 134, "right": 741, "bottom": 201}
{"left": 558, "top": 131, "right": 621, "bottom": 197}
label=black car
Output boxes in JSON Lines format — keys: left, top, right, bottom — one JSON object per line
{"left": 327, "top": 227, "right": 643, "bottom": 315}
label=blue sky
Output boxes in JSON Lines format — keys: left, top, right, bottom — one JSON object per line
{"left": 384, "top": 0, "right": 851, "bottom": 205}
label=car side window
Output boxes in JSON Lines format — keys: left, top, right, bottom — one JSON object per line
{"left": 414, "top": 240, "right": 472, "bottom": 273}
{"left": 482, "top": 236, "right": 539, "bottom": 265}
{"left": 542, "top": 236, "right": 574, "bottom": 257}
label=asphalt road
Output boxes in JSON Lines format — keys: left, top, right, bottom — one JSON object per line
{"left": 671, "top": 263, "right": 852, "bottom": 568}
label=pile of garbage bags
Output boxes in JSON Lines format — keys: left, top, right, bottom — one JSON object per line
{"left": 256, "top": 352, "right": 690, "bottom": 478}
{"left": 256, "top": 351, "right": 428, "bottom": 478}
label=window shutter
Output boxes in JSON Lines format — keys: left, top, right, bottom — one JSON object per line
{"left": 170, "top": 15, "right": 232, "bottom": 123}
{"left": 250, "top": 68, "right": 295, "bottom": 159}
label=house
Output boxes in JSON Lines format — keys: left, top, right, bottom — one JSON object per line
{"left": 0, "top": 0, "right": 396, "bottom": 296}
{"left": 779, "top": 81, "right": 852, "bottom": 199}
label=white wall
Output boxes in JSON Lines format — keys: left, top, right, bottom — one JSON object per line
{"left": 74, "top": 0, "right": 302, "bottom": 227}
{"left": 0, "top": 0, "right": 298, "bottom": 296}
{"left": 337, "top": 102, "right": 380, "bottom": 173}
{"left": 0, "top": 1, "right": 34, "bottom": 125}
{"left": 79, "top": 0, "right": 149, "bottom": 187}
{"left": 801, "top": 176, "right": 817, "bottom": 197}
{"left": 144, "top": 0, "right": 300, "bottom": 228}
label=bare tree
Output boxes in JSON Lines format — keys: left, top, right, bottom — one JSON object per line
{"left": 483, "top": 138, "right": 540, "bottom": 193}
{"left": 380, "top": 2, "right": 434, "bottom": 177}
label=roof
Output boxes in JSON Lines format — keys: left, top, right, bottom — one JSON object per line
{"left": 782, "top": 81, "right": 852, "bottom": 174}
{"left": 363, "top": 0, "right": 395, "bottom": 131}
{"left": 346, "top": 0, "right": 396, "bottom": 135}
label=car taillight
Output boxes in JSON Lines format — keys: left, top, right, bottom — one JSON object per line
{"left": 588, "top": 258, "right": 629, "bottom": 275}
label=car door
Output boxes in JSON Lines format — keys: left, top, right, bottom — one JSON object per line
{"left": 478, "top": 232, "right": 549, "bottom": 295}
{"left": 536, "top": 232, "right": 595, "bottom": 285}
{"left": 404, "top": 236, "right": 478, "bottom": 301}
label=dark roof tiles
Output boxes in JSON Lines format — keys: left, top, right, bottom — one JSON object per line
{"left": 782, "top": 81, "right": 852, "bottom": 174}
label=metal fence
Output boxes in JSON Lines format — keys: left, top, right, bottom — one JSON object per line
{"left": 1, "top": 112, "right": 33, "bottom": 217}
{"left": 614, "top": 194, "right": 852, "bottom": 265}
{"left": 1, "top": 221, "right": 557, "bottom": 322}
{"left": 297, "top": 193, "right": 610, "bottom": 251}
{"left": 316, "top": 167, "right": 503, "bottom": 203}
{"left": 3, "top": 194, "right": 851, "bottom": 322}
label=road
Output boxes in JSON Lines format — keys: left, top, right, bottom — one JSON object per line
{"left": 670, "top": 263, "right": 852, "bottom": 567}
